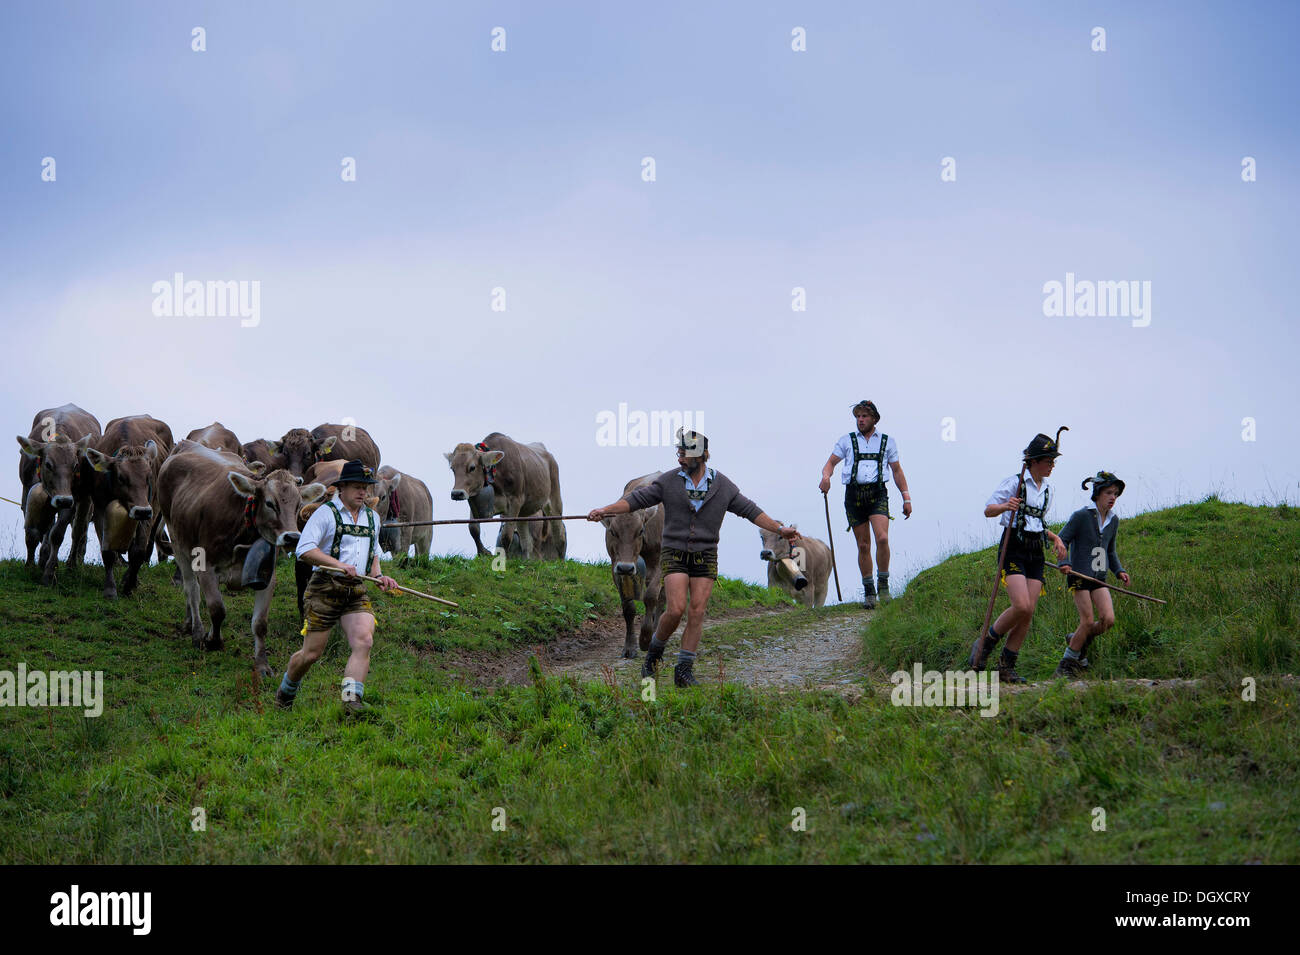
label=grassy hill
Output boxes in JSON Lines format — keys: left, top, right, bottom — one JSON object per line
{"left": 1, "top": 499, "right": 1296, "bottom": 863}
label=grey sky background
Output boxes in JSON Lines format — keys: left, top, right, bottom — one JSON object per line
{"left": 3, "top": 1, "right": 1297, "bottom": 597}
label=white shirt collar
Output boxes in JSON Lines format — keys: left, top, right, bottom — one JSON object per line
{"left": 1087, "top": 503, "right": 1115, "bottom": 530}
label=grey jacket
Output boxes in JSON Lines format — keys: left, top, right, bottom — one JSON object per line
{"left": 1058, "top": 506, "right": 1125, "bottom": 578}
{"left": 624, "top": 469, "right": 763, "bottom": 552}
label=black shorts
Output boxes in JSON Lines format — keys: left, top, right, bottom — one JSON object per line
{"left": 662, "top": 548, "right": 718, "bottom": 580}
{"left": 1068, "top": 572, "right": 1106, "bottom": 594}
{"left": 999, "top": 530, "right": 1045, "bottom": 583}
{"left": 845, "top": 482, "right": 890, "bottom": 529}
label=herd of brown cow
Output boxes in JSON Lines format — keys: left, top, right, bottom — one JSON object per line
{"left": 16, "top": 402, "right": 831, "bottom": 673}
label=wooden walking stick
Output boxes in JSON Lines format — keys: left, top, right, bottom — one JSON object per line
{"left": 325, "top": 569, "right": 459, "bottom": 607}
{"left": 822, "top": 490, "right": 842, "bottom": 602}
{"left": 1045, "top": 563, "right": 1167, "bottom": 604}
{"left": 384, "top": 514, "right": 591, "bottom": 528}
{"left": 977, "top": 426, "right": 1068, "bottom": 647}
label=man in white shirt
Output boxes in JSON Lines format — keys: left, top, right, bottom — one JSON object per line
{"left": 277, "top": 460, "right": 396, "bottom": 713}
{"left": 819, "top": 400, "right": 912, "bottom": 607}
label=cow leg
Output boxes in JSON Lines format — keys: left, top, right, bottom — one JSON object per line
{"left": 40, "top": 507, "right": 74, "bottom": 585}
{"left": 620, "top": 593, "right": 638, "bottom": 658}
{"left": 175, "top": 550, "right": 205, "bottom": 643}
{"left": 250, "top": 569, "right": 276, "bottom": 676}
{"left": 96, "top": 513, "right": 119, "bottom": 600}
{"left": 67, "top": 498, "right": 92, "bottom": 572}
{"left": 468, "top": 493, "right": 493, "bottom": 557}
{"left": 199, "top": 570, "right": 226, "bottom": 651}
{"left": 814, "top": 581, "right": 828, "bottom": 609}
{"left": 642, "top": 562, "right": 665, "bottom": 651}
{"left": 25, "top": 519, "right": 41, "bottom": 569}
{"left": 294, "top": 559, "right": 312, "bottom": 617}
{"left": 120, "top": 519, "right": 154, "bottom": 597}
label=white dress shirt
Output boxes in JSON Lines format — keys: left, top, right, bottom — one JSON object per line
{"left": 296, "top": 497, "right": 382, "bottom": 572}
{"left": 987, "top": 473, "right": 1050, "bottom": 532}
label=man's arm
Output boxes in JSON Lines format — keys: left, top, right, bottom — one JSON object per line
{"left": 818, "top": 453, "right": 843, "bottom": 493}
{"left": 753, "top": 512, "right": 799, "bottom": 541}
{"left": 890, "top": 460, "right": 912, "bottom": 518}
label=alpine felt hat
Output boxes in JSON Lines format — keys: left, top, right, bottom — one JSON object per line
{"left": 1082, "top": 470, "right": 1125, "bottom": 499}
{"left": 337, "top": 459, "right": 378, "bottom": 485}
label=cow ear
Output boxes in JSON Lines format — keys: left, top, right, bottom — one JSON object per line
{"left": 389, "top": 472, "right": 402, "bottom": 488}
{"left": 76, "top": 433, "right": 94, "bottom": 451}
{"left": 228, "top": 471, "right": 258, "bottom": 498}
{"left": 17, "top": 435, "right": 39, "bottom": 457}
{"left": 294, "top": 475, "right": 303, "bottom": 485}
{"left": 246, "top": 461, "right": 267, "bottom": 476}
{"left": 483, "top": 450, "right": 505, "bottom": 466}
{"left": 84, "top": 447, "right": 110, "bottom": 471}
{"left": 299, "top": 482, "right": 327, "bottom": 504}
{"left": 265, "top": 440, "right": 281, "bottom": 455}
{"left": 443, "top": 451, "right": 453, "bottom": 463}
{"left": 318, "top": 436, "right": 337, "bottom": 455}
{"left": 144, "top": 439, "right": 159, "bottom": 460}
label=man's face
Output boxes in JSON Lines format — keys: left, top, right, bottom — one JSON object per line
{"left": 1097, "top": 486, "right": 1120, "bottom": 509}
{"left": 339, "top": 482, "right": 369, "bottom": 508}
{"left": 855, "top": 412, "right": 876, "bottom": 432}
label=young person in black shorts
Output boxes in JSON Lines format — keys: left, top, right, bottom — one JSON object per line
{"left": 818, "top": 400, "right": 912, "bottom": 608}
{"left": 587, "top": 429, "right": 799, "bottom": 687}
{"left": 968, "top": 433, "right": 1067, "bottom": 683}
{"left": 1054, "top": 471, "right": 1130, "bottom": 678}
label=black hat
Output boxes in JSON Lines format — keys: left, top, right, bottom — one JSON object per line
{"left": 851, "top": 399, "right": 880, "bottom": 421}
{"left": 1023, "top": 426, "right": 1068, "bottom": 462}
{"left": 338, "top": 459, "right": 378, "bottom": 485}
{"left": 675, "top": 428, "right": 708, "bottom": 457}
{"left": 1082, "top": 470, "right": 1125, "bottom": 499}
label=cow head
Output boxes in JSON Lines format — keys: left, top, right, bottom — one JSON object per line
{"left": 228, "top": 467, "right": 326, "bottom": 548}
{"left": 85, "top": 441, "right": 160, "bottom": 520}
{"left": 759, "top": 525, "right": 807, "bottom": 590}
{"left": 267, "top": 429, "right": 335, "bottom": 479}
{"left": 445, "top": 443, "right": 504, "bottom": 501}
{"left": 373, "top": 469, "right": 401, "bottom": 518}
{"left": 18, "top": 433, "right": 93, "bottom": 509}
{"left": 604, "top": 508, "right": 653, "bottom": 578}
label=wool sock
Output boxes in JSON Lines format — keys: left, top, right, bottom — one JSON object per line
{"left": 986, "top": 625, "right": 1002, "bottom": 645}
{"left": 676, "top": 649, "right": 697, "bottom": 665}
{"left": 1063, "top": 646, "right": 1081, "bottom": 661}
{"left": 877, "top": 572, "right": 890, "bottom": 588}
{"left": 341, "top": 677, "right": 364, "bottom": 702}
{"left": 999, "top": 647, "right": 1019, "bottom": 666}
{"left": 648, "top": 636, "right": 668, "bottom": 654}
{"left": 279, "top": 672, "right": 301, "bottom": 698}
{"left": 862, "top": 576, "right": 876, "bottom": 595}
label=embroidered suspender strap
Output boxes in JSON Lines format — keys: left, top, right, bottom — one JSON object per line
{"left": 848, "top": 432, "right": 889, "bottom": 487}
{"left": 328, "top": 500, "right": 377, "bottom": 569}
{"left": 1015, "top": 483, "right": 1049, "bottom": 535}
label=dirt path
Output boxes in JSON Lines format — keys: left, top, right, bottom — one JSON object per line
{"left": 448, "top": 604, "right": 875, "bottom": 688}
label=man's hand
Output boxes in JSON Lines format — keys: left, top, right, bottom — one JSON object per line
{"left": 818, "top": 475, "right": 831, "bottom": 494}
{"left": 1059, "top": 563, "right": 1072, "bottom": 577}
{"left": 902, "top": 500, "right": 912, "bottom": 519}
{"left": 1053, "top": 539, "right": 1067, "bottom": 561}
{"left": 587, "top": 507, "right": 605, "bottom": 522}
{"left": 338, "top": 563, "right": 359, "bottom": 577}
{"left": 1119, "top": 572, "right": 1131, "bottom": 586}
{"left": 779, "top": 525, "right": 801, "bottom": 543}
{"left": 375, "top": 575, "right": 399, "bottom": 593}
{"left": 1004, "top": 497, "right": 1021, "bottom": 514}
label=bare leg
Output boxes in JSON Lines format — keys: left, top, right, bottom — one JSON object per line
{"left": 680, "top": 577, "right": 715, "bottom": 653}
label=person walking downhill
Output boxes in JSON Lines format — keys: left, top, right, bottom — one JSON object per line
{"left": 277, "top": 460, "right": 397, "bottom": 713}
{"left": 1054, "top": 471, "right": 1130, "bottom": 678}
{"left": 969, "top": 433, "right": 1068, "bottom": 683}
{"left": 818, "top": 400, "right": 912, "bottom": 608}
{"left": 587, "top": 429, "right": 799, "bottom": 687}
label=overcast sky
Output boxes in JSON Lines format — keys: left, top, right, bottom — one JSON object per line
{"left": 3, "top": 1, "right": 1297, "bottom": 598}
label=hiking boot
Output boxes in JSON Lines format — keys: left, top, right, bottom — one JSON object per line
{"left": 968, "top": 630, "right": 999, "bottom": 671}
{"left": 862, "top": 590, "right": 877, "bottom": 610}
{"left": 996, "top": 662, "right": 1027, "bottom": 685}
{"left": 1064, "top": 633, "right": 1090, "bottom": 668}
{"left": 641, "top": 643, "right": 665, "bottom": 679}
{"left": 877, "top": 583, "right": 891, "bottom": 604}
{"left": 673, "top": 660, "right": 701, "bottom": 688}
{"left": 343, "top": 697, "right": 368, "bottom": 715}
{"left": 274, "top": 688, "right": 295, "bottom": 709}
{"left": 1053, "top": 657, "right": 1085, "bottom": 679}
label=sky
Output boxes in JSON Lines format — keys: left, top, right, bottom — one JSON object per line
{"left": 3, "top": 1, "right": 1298, "bottom": 598}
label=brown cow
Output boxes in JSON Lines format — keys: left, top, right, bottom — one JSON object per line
{"left": 186, "top": 422, "right": 242, "bottom": 453}
{"left": 16, "top": 403, "right": 101, "bottom": 583}
{"left": 603, "top": 473, "right": 666, "bottom": 658}
{"left": 374, "top": 465, "right": 433, "bottom": 564}
{"left": 310, "top": 423, "right": 380, "bottom": 470}
{"left": 85, "top": 415, "right": 174, "bottom": 599}
{"left": 241, "top": 439, "right": 276, "bottom": 471}
{"left": 263, "top": 428, "right": 331, "bottom": 479}
{"left": 159, "top": 443, "right": 325, "bottom": 674}
{"left": 759, "top": 526, "right": 833, "bottom": 608}
{"left": 444, "top": 433, "right": 565, "bottom": 560}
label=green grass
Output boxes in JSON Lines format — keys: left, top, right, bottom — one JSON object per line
{"left": 1, "top": 502, "right": 1296, "bottom": 863}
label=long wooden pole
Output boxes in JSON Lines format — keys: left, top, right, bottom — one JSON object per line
{"left": 822, "top": 490, "right": 842, "bottom": 602}
{"left": 1045, "top": 563, "right": 1166, "bottom": 604}
{"left": 385, "top": 514, "right": 590, "bottom": 528}
{"left": 325, "top": 569, "right": 459, "bottom": 607}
